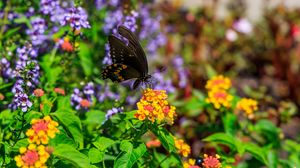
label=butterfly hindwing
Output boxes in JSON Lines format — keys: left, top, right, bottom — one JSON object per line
{"left": 102, "top": 63, "right": 141, "bottom": 82}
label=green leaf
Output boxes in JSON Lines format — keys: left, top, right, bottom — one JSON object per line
{"left": 89, "top": 148, "right": 102, "bottom": 164}
{"left": 53, "top": 144, "right": 90, "bottom": 168}
{"left": 52, "top": 109, "right": 83, "bottom": 149}
{"left": 57, "top": 96, "right": 72, "bottom": 110}
{"left": 40, "top": 54, "right": 63, "bottom": 87}
{"left": 253, "top": 120, "right": 280, "bottom": 147}
{"left": 3, "top": 27, "right": 21, "bottom": 39}
{"left": 203, "top": 133, "right": 236, "bottom": 149}
{"left": 85, "top": 110, "right": 106, "bottom": 125}
{"left": 234, "top": 138, "right": 245, "bottom": 156}
{"left": 50, "top": 130, "right": 77, "bottom": 148}
{"left": 205, "top": 64, "right": 217, "bottom": 79}
{"left": 12, "top": 139, "right": 29, "bottom": 152}
{"left": 120, "top": 141, "right": 133, "bottom": 151}
{"left": 114, "top": 142, "right": 147, "bottom": 168}
{"left": 244, "top": 143, "right": 268, "bottom": 165}
{"left": 79, "top": 43, "right": 93, "bottom": 76}
{"left": 267, "top": 150, "right": 278, "bottom": 168}
{"left": 150, "top": 126, "right": 176, "bottom": 153}
{"left": 222, "top": 113, "right": 238, "bottom": 136}
{"left": 93, "top": 137, "right": 115, "bottom": 151}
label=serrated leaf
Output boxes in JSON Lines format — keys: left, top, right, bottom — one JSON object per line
{"left": 53, "top": 144, "right": 90, "bottom": 168}
{"left": 89, "top": 148, "right": 102, "bottom": 164}
{"left": 52, "top": 109, "right": 83, "bottom": 149}
{"left": 57, "top": 96, "right": 72, "bottom": 110}
{"left": 93, "top": 137, "right": 115, "bottom": 151}
{"left": 11, "top": 139, "right": 28, "bottom": 152}
{"left": 114, "top": 143, "right": 146, "bottom": 168}
{"left": 85, "top": 110, "right": 106, "bottom": 125}
{"left": 120, "top": 141, "right": 133, "bottom": 151}
{"left": 50, "top": 130, "right": 77, "bottom": 148}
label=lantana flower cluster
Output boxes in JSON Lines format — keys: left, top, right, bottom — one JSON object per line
{"left": 174, "top": 137, "right": 191, "bottom": 157}
{"left": 205, "top": 75, "right": 233, "bottom": 109}
{"left": 14, "top": 116, "right": 59, "bottom": 168}
{"left": 237, "top": 98, "right": 258, "bottom": 119}
{"left": 134, "top": 88, "right": 176, "bottom": 124}
{"left": 14, "top": 144, "right": 50, "bottom": 168}
{"left": 26, "top": 116, "right": 59, "bottom": 145}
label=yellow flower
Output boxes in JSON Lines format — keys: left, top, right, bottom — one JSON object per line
{"left": 14, "top": 144, "right": 50, "bottom": 168}
{"left": 174, "top": 137, "right": 191, "bottom": 157}
{"left": 237, "top": 98, "right": 258, "bottom": 119}
{"left": 134, "top": 88, "right": 176, "bottom": 125}
{"left": 206, "top": 89, "right": 233, "bottom": 109}
{"left": 183, "top": 159, "right": 198, "bottom": 168}
{"left": 26, "top": 116, "right": 59, "bottom": 145}
{"left": 205, "top": 75, "right": 231, "bottom": 91}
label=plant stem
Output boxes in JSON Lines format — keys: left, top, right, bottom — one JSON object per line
{"left": 12, "top": 111, "right": 26, "bottom": 147}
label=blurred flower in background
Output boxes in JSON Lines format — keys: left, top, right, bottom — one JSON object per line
{"left": 233, "top": 18, "right": 253, "bottom": 34}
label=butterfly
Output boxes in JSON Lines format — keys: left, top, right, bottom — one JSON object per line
{"left": 101, "top": 26, "right": 152, "bottom": 89}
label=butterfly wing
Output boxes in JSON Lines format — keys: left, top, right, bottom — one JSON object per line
{"left": 102, "top": 63, "right": 141, "bottom": 82}
{"left": 117, "top": 26, "right": 148, "bottom": 75}
{"left": 108, "top": 35, "right": 145, "bottom": 75}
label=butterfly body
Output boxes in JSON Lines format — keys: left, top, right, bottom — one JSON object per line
{"left": 101, "top": 26, "right": 151, "bottom": 89}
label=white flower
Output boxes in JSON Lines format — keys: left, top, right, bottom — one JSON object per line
{"left": 226, "top": 29, "right": 238, "bottom": 41}
{"left": 233, "top": 18, "right": 253, "bottom": 34}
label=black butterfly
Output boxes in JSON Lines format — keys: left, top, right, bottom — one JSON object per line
{"left": 102, "top": 26, "right": 151, "bottom": 89}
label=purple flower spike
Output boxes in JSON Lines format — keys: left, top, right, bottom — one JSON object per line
{"left": 61, "top": 7, "right": 91, "bottom": 30}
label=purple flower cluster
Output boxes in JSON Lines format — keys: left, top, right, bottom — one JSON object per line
{"left": 173, "top": 56, "right": 188, "bottom": 88}
{"left": 105, "top": 107, "right": 123, "bottom": 121}
{"left": 10, "top": 45, "right": 40, "bottom": 112}
{"left": 95, "top": 0, "right": 120, "bottom": 10}
{"left": 0, "top": 11, "right": 19, "bottom": 21}
{"left": 71, "top": 82, "right": 94, "bottom": 110}
{"left": 152, "top": 71, "right": 175, "bottom": 93}
{"left": 139, "top": 5, "right": 166, "bottom": 55}
{"left": 123, "top": 11, "right": 139, "bottom": 32}
{"left": 0, "top": 58, "right": 13, "bottom": 81}
{"left": 15, "top": 45, "right": 38, "bottom": 69}
{"left": 96, "top": 84, "right": 120, "bottom": 102}
{"left": 103, "top": 9, "right": 123, "bottom": 34}
{"left": 40, "top": 0, "right": 59, "bottom": 15}
{"left": 126, "top": 95, "right": 139, "bottom": 106}
{"left": 102, "top": 43, "right": 112, "bottom": 65}
{"left": 26, "top": 17, "right": 48, "bottom": 46}
{"left": 60, "top": 7, "right": 91, "bottom": 30}
{"left": 12, "top": 92, "right": 33, "bottom": 112}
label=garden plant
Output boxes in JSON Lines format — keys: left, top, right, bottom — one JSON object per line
{"left": 0, "top": 0, "right": 300, "bottom": 168}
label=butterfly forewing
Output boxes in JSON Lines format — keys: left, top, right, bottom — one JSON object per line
{"left": 108, "top": 35, "right": 145, "bottom": 74}
{"left": 117, "top": 26, "right": 148, "bottom": 74}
